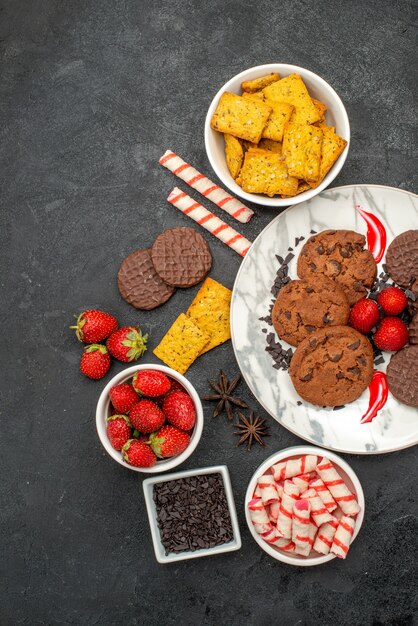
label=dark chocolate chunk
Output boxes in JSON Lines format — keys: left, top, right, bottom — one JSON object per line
{"left": 348, "top": 340, "right": 360, "bottom": 350}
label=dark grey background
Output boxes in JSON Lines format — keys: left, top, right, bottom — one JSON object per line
{"left": 1, "top": 1, "right": 417, "bottom": 624}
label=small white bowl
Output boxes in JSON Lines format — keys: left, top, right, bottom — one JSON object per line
{"left": 143, "top": 465, "right": 242, "bottom": 563}
{"left": 245, "top": 445, "right": 365, "bottom": 566}
{"left": 204, "top": 63, "right": 350, "bottom": 208}
{"left": 96, "top": 364, "right": 204, "bottom": 473}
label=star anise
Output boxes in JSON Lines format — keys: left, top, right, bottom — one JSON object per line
{"left": 202, "top": 371, "right": 247, "bottom": 420}
{"left": 233, "top": 411, "right": 270, "bottom": 450}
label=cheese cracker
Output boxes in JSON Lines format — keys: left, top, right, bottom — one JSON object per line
{"left": 283, "top": 123, "right": 323, "bottom": 182}
{"left": 261, "top": 100, "right": 294, "bottom": 142}
{"left": 241, "top": 72, "right": 280, "bottom": 93}
{"left": 210, "top": 92, "right": 272, "bottom": 144}
{"left": 186, "top": 277, "right": 231, "bottom": 354}
{"left": 240, "top": 148, "right": 298, "bottom": 197}
{"left": 309, "top": 126, "right": 347, "bottom": 189}
{"left": 263, "top": 74, "right": 321, "bottom": 125}
{"left": 224, "top": 134, "right": 244, "bottom": 179}
{"left": 153, "top": 313, "right": 210, "bottom": 374}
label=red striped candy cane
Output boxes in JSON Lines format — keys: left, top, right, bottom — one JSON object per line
{"left": 309, "top": 477, "right": 338, "bottom": 513}
{"left": 313, "top": 517, "right": 339, "bottom": 555}
{"left": 167, "top": 188, "right": 252, "bottom": 257}
{"left": 160, "top": 150, "right": 254, "bottom": 223}
{"left": 292, "top": 499, "right": 311, "bottom": 550}
{"left": 301, "top": 488, "right": 334, "bottom": 527}
{"left": 247, "top": 497, "right": 271, "bottom": 534}
{"left": 276, "top": 480, "right": 300, "bottom": 538}
{"left": 316, "top": 458, "right": 361, "bottom": 517}
{"left": 272, "top": 455, "right": 318, "bottom": 482}
{"left": 330, "top": 516, "right": 355, "bottom": 559}
{"left": 257, "top": 474, "right": 279, "bottom": 506}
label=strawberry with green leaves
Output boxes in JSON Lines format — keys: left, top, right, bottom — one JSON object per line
{"left": 132, "top": 369, "right": 170, "bottom": 396}
{"left": 80, "top": 344, "right": 111, "bottom": 379}
{"left": 149, "top": 425, "right": 190, "bottom": 458}
{"left": 129, "top": 399, "right": 165, "bottom": 433}
{"left": 163, "top": 391, "right": 196, "bottom": 431}
{"left": 122, "top": 439, "right": 157, "bottom": 467}
{"left": 106, "top": 415, "right": 132, "bottom": 450}
{"left": 106, "top": 326, "right": 148, "bottom": 362}
{"left": 70, "top": 309, "right": 118, "bottom": 343}
{"left": 109, "top": 383, "right": 139, "bottom": 414}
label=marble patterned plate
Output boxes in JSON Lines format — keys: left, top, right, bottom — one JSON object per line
{"left": 231, "top": 185, "right": 418, "bottom": 454}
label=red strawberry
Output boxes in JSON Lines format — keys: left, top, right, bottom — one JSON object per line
{"left": 70, "top": 310, "right": 118, "bottom": 343}
{"left": 80, "top": 344, "right": 111, "bottom": 379}
{"left": 106, "top": 415, "right": 132, "bottom": 450}
{"left": 163, "top": 391, "right": 196, "bottom": 431}
{"left": 129, "top": 399, "right": 166, "bottom": 433}
{"left": 132, "top": 370, "right": 171, "bottom": 397}
{"left": 109, "top": 383, "right": 139, "bottom": 414}
{"left": 154, "top": 378, "right": 185, "bottom": 407}
{"left": 122, "top": 439, "right": 157, "bottom": 467}
{"left": 373, "top": 317, "right": 409, "bottom": 352}
{"left": 106, "top": 326, "right": 148, "bottom": 362}
{"left": 149, "top": 425, "right": 190, "bottom": 458}
{"left": 349, "top": 299, "right": 380, "bottom": 334}
{"left": 377, "top": 287, "right": 407, "bottom": 316}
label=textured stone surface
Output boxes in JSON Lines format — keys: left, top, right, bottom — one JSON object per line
{"left": 0, "top": 0, "right": 416, "bottom": 624}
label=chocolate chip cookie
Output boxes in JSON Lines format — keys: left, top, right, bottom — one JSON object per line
{"left": 386, "top": 230, "right": 418, "bottom": 288}
{"left": 386, "top": 345, "right": 418, "bottom": 407}
{"left": 289, "top": 325, "right": 374, "bottom": 406}
{"left": 297, "top": 230, "right": 377, "bottom": 305}
{"left": 118, "top": 248, "right": 176, "bottom": 310}
{"left": 272, "top": 278, "right": 350, "bottom": 346}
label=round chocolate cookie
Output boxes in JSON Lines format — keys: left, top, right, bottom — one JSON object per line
{"left": 151, "top": 227, "right": 212, "bottom": 288}
{"left": 289, "top": 325, "right": 374, "bottom": 407}
{"left": 118, "top": 248, "right": 176, "bottom": 310}
{"left": 386, "top": 230, "right": 418, "bottom": 289}
{"left": 408, "top": 315, "right": 418, "bottom": 345}
{"left": 297, "top": 230, "right": 377, "bottom": 305}
{"left": 386, "top": 345, "right": 418, "bottom": 407}
{"left": 272, "top": 278, "right": 350, "bottom": 347}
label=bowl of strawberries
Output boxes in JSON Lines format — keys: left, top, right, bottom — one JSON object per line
{"left": 96, "top": 364, "right": 204, "bottom": 473}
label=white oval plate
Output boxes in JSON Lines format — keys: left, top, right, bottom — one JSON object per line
{"left": 231, "top": 185, "right": 418, "bottom": 454}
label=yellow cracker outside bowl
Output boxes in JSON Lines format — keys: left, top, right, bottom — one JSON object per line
{"left": 283, "top": 123, "right": 323, "bottom": 182}
{"left": 186, "top": 277, "right": 232, "bottom": 355}
{"left": 240, "top": 148, "right": 298, "bottom": 197}
{"left": 224, "top": 134, "right": 244, "bottom": 179}
{"left": 310, "top": 127, "right": 347, "bottom": 189}
{"left": 242, "top": 72, "right": 280, "bottom": 93}
{"left": 153, "top": 313, "right": 210, "bottom": 374}
{"left": 261, "top": 100, "right": 294, "bottom": 142}
{"left": 210, "top": 91, "right": 272, "bottom": 143}
{"left": 263, "top": 74, "right": 321, "bottom": 126}
{"left": 242, "top": 91, "right": 265, "bottom": 102}
{"left": 258, "top": 138, "right": 283, "bottom": 156}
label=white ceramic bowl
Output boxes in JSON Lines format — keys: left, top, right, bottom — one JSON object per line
{"left": 204, "top": 63, "right": 350, "bottom": 207}
{"left": 143, "top": 465, "right": 242, "bottom": 563}
{"left": 245, "top": 446, "right": 365, "bottom": 566}
{"left": 96, "top": 364, "right": 204, "bottom": 473}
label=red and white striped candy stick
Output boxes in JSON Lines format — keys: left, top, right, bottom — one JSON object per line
{"left": 294, "top": 522, "right": 317, "bottom": 557}
{"left": 316, "top": 458, "right": 361, "bottom": 517}
{"left": 309, "top": 477, "right": 338, "bottom": 513}
{"left": 293, "top": 472, "right": 315, "bottom": 493}
{"left": 301, "top": 488, "right": 334, "bottom": 527}
{"left": 313, "top": 517, "right": 339, "bottom": 555}
{"left": 292, "top": 499, "right": 311, "bottom": 550}
{"left": 257, "top": 474, "right": 279, "bottom": 506}
{"left": 272, "top": 455, "right": 318, "bottom": 482}
{"left": 330, "top": 516, "right": 356, "bottom": 559}
{"left": 253, "top": 485, "right": 262, "bottom": 499}
{"left": 276, "top": 480, "right": 300, "bottom": 538}
{"left": 160, "top": 150, "right": 254, "bottom": 223}
{"left": 271, "top": 537, "right": 296, "bottom": 552}
{"left": 167, "top": 188, "right": 252, "bottom": 257}
{"left": 268, "top": 500, "right": 280, "bottom": 523}
{"left": 260, "top": 526, "right": 281, "bottom": 544}
{"left": 247, "top": 497, "right": 272, "bottom": 534}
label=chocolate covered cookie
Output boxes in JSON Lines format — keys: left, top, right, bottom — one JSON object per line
{"left": 409, "top": 315, "right": 418, "bottom": 345}
{"left": 386, "top": 230, "right": 418, "bottom": 289}
{"left": 289, "top": 325, "right": 374, "bottom": 407}
{"left": 118, "top": 248, "right": 176, "bottom": 310}
{"left": 297, "top": 230, "right": 377, "bottom": 305}
{"left": 272, "top": 278, "right": 350, "bottom": 347}
{"left": 151, "top": 227, "right": 212, "bottom": 288}
{"left": 386, "top": 345, "right": 418, "bottom": 407}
